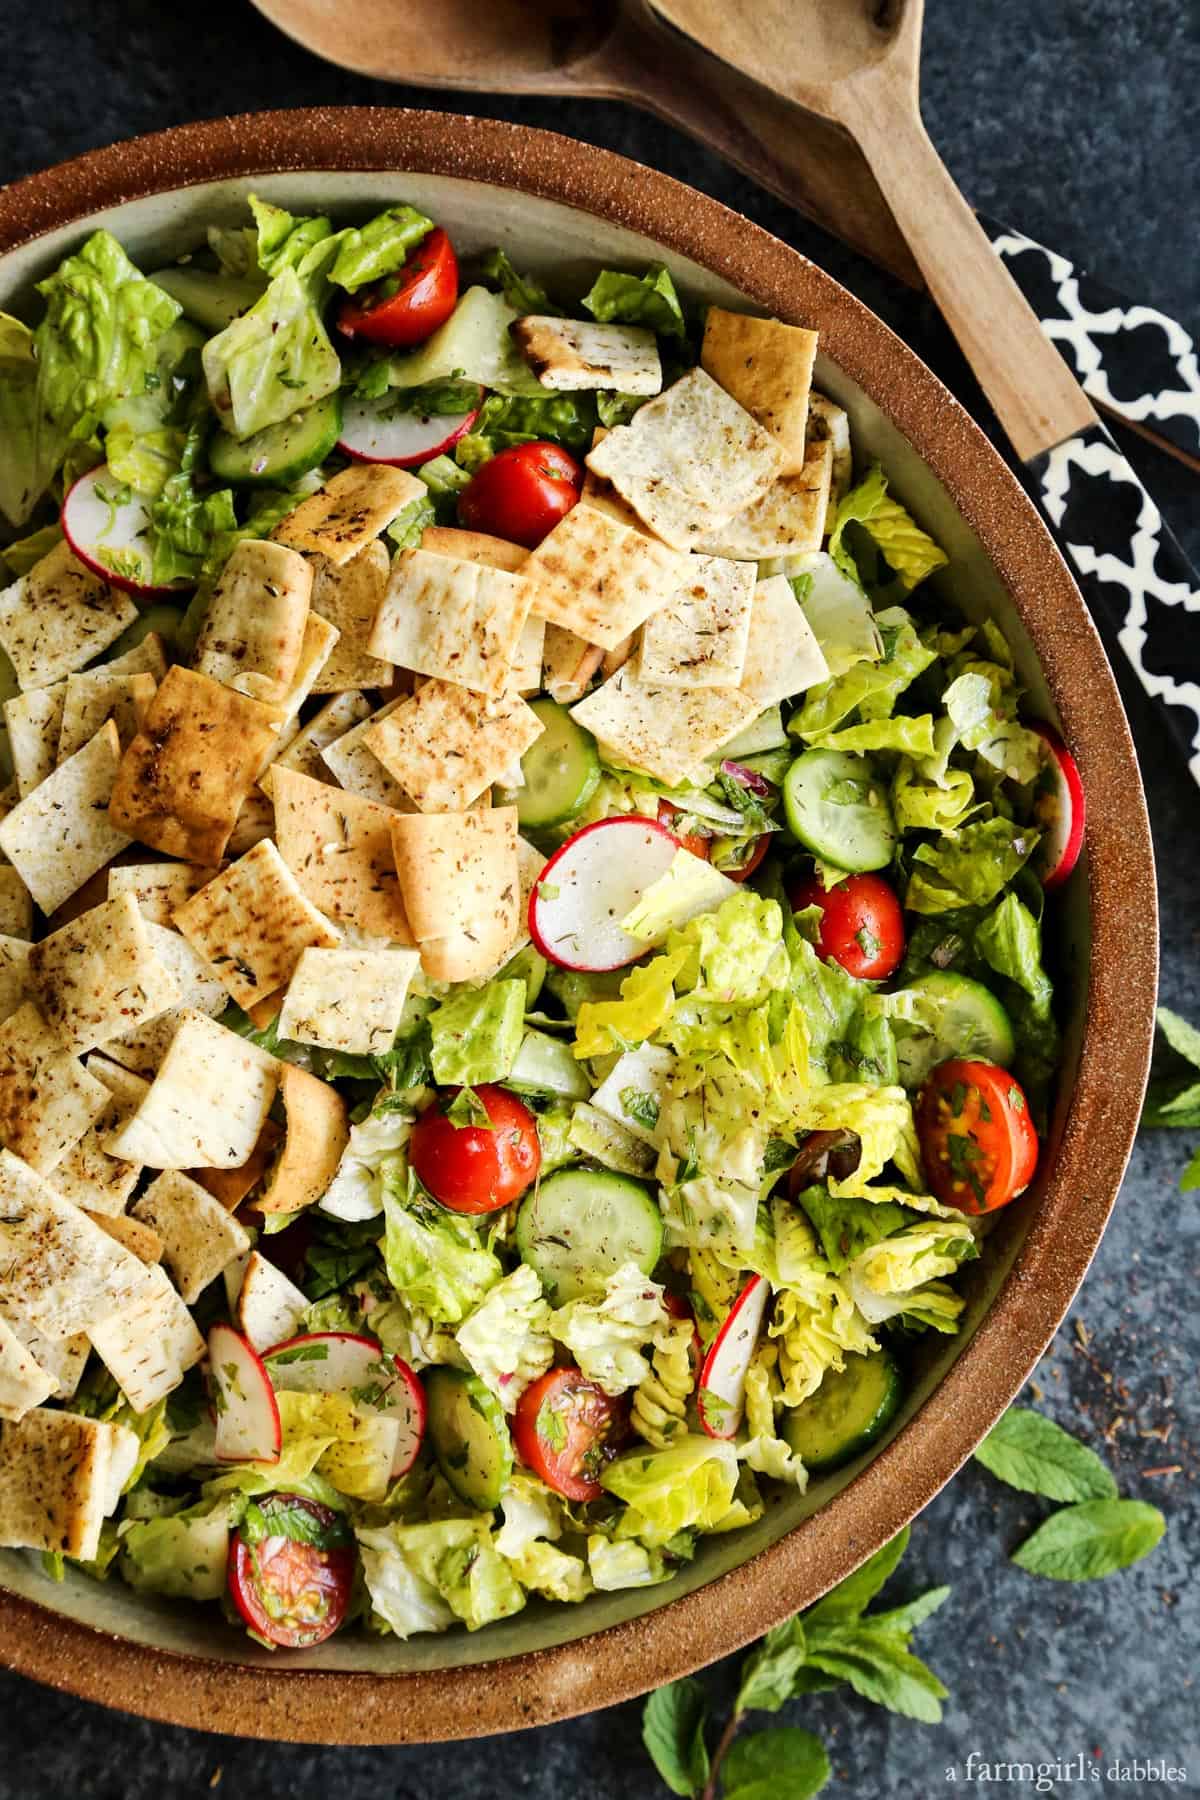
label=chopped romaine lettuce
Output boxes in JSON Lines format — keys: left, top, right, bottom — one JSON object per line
{"left": 905, "top": 817, "right": 1040, "bottom": 915}
{"left": 791, "top": 607, "right": 936, "bottom": 738}
{"left": 382, "top": 1167, "right": 502, "bottom": 1324}
{"left": 202, "top": 264, "right": 341, "bottom": 439}
{"left": 602, "top": 1435, "right": 740, "bottom": 1547}
{"left": 327, "top": 205, "right": 434, "bottom": 292}
{"left": 548, "top": 1262, "right": 673, "bottom": 1396}
{"left": 428, "top": 979, "right": 526, "bottom": 1086}
{"left": 581, "top": 265, "right": 686, "bottom": 339}
{"left": 621, "top": 850, "right": 736, "bottom": 946}
{"left": 455, "top": 1264, "right": 554, "bottom": 1411}
{"left": 828, "top": 463, "right": 949, "bottom": 595}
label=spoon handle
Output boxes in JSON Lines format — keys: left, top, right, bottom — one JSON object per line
{"left": 847, "top": 97, "right": 1200, "bottom": 782}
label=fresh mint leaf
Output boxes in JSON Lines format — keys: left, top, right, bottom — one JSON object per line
{"left": 619, "top": 1087, "right": 660, "bottom": 1132}
{"left": 642, "top": 1676, "right": 709, "bottom": 1797}
{"left": 1180, "top": 1146, "right": 1200, "bottom": 1190}
{"left": 802, "top": 1524, "right": 910, "bottom": 1625}
{"left": 1156, "top": 1004, "right": 1200, "bottom": 1070}
{"left": 722, "top": 1726, "right": 830, "bottom": 1800}
{"left": 973, "top": 1406, "right": 1118, "bottom": 1503}
{"left": 802, "top": 1624, "right": 949, "bottom": 1723}
{"left": 446, "top": 1086, "right": 495, "bottom": 1132}
{"left": 864, "top": 1586, "right": 952, "bottom": 1635}
{"left": 1011, "top": 1499, "right": 1165, "bottom": 1581}
{"left": 735, "top": 1619, "right": 807, "bottom": 1714}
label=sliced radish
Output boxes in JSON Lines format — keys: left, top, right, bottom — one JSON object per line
{"left": 209, "top": 1323, "right": 281, "bottom": 1464}
{"left": 337, "top": 389, "right": 482, "bottom": 468}
{"left": 697, "top": 1275, "right": 770, "bottom": 1439}
{"left": 529, "top": 815, "right": 682, "bottom": 971}
{"left": 263, "top": 1330, "right": 425, "bottom": 1479}
{"left": 1029, "top": 723, "right": 1085, "bottom": 890}
{"left": 61, "top": 464, "right": 185, "bottom": 596}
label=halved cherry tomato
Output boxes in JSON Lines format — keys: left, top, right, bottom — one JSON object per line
{"left": 787, "top": 869, "right": 905, "bottom": 980}
{"left": 458, "top": 441, "right": 583, "bottom": 548}
{"left": 227, "top": 1492, "right": 354, "bottom": 1648}
{"left": 513, "top": 1366, "right": 626, "bottom": 1501}
{"left": 915, "top": 1058, "right": 1038, "bottom": 1214}
{"left": 725, "top": 834, "right": 771, "bottom": 884}
{"left": 409, "top": 1083, "right": 540, "bottom": 1215}
{"left": 658, "top": 799, "right": 710, "bottom": 860}
{"left": 336, "top": 226, "right": 458, "bottom": 347}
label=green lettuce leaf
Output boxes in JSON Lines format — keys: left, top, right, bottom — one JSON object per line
{"left": 602, "top": 1435, "right": 741, "bottom": 1547}
{"left": 119, "top": 1501, "right": 232, "bottom": 1602}
{"left": 573, "top": 947, "right": 688, "bottom": 1060}
{"left": 201, "top": 263, "right": 341, "bottom": 439}
{"left": 462, "top": 389, "right": 599, "bottom": 462}
{"left": 455, "top": 1263, "right": 554, "bottom": 1410}
{"left": 891, "top": 757, "right": 977, "bottom": 834}
{"left": 587, "top": 1534, "right": 674, "bottom": 1590}
{"left": 358, "top": 1517, "right": 525, "bottom": 1633}
{"left": 905, "top": 817, "right": 1040, "bottom": 915}
{"left": 477, "top": 248, "right": 557, "bottom": 316}
{"left": 382, "top": 1167, "right": 502, "bottom": 1324}
{"left": 246, "top": 196, "right": 333, "bottom": 276}
{"left": 828, "top": 463, "right": 948, "bottom": 595}
{"left": 327, "top": 205, "right": 434, "bottom": 292}
{"left": 147, "top": 422, "right": 239, "bottom": 587}
{"left": 0, "top": 314, "right": 55, "bottom": 527}
{"left": 807, "top": 715, "right": 935, "bottom": 758}
{"left": 274, "top": 1390, "right": 398, "bottom": 1501}
{"left": 548, "top": 1263, "right": 673, "bottom": 1396}
{"left": 428, "top": 979, "right": 526, "bottom": 1086}
{"left": 385, "top": 286, "right": 544, "bottom": 397}
{"left": 0, "top": 521, "right": 62, "bottom": 578}
{"left": 581, "top": 265, "right": 686, "bottom": 339}
{"left": 666, "top": 890, "right": 791, "bottom": 1005}
{"left": 794, "top": 1185, "right": 919, "bottom": 1274}
{"left": 791, "top": 607, "right": 936, "bottom": 737}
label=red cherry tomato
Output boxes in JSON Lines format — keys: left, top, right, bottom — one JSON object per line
{"left": 725, "top": 835, "right": 771, "bottom": 884}
{"left": 227, "top": 1493, "right": 354, "bottom": 1648}
{"left": 513, "top": 1366, "right": 626, "bottom": 1501}
{"left": 915, "top": 1059, "right": 1038, "bottom": 1215}
{"left": 657, "top": 799, "right": 710, "bottom": 860}
{"left": 409, "top": 1084, "right": 540, "bottom": 1215}
{"left": 336, "top": 226, "right": 458, "bottom": 347}
{"left": 458, "top": 441, "right": 583, "bottom": 548}
{"left": 787, "top": 870, "right": 905, "bottom": 980}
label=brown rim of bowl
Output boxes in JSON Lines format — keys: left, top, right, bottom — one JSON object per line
{"left": 0, "top": 108, "right": 1157, "bottom": 1745}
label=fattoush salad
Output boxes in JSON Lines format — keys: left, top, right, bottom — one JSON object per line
{"left": 0, "top": 197, "right": 1084, "bottom": 1649}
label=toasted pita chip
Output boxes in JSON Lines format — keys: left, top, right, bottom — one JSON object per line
{"left": 258, "top": 1063, "right": 351, "bottom": 1214}
{"left": 507, "top": 612, "right": 546, "bottom": 696}
{"left": 131, "top": 1170, "right": 252, "bottom": 1303}
{"left": 807, "top": 392, "right": 853, "bottom": 500}
{"left": 106, "top": 1010, "right": 278, "bottom": 1171}
{"left": 700, "top": 308, "right": 819, "bottom": 476}
{"left": 192, "top": 1118, "right": 283, "bottom": 1212}
{"left": 274, "top": 464, "right": 425, "bottom": 565}
{"left": 0, "top": 542, "right": 137, "bottom": 690}
{"left": 104, "top": 631, "right": 169, "bottom": 683}
{"left": 278, "top": 944, "right": 421, "bottom": 1057}
{"left": 88, "top": 1262, "right": 204, "bottom": 1410}
{"left": 0, "top": 1148, "right": 151, "bottom": 1339}
{"left": 0, "top": 1003, "right": 111, "bottom": 1173}
{"left": 469, "top": 836, "right": 548, "bottom": 985}
{"left": 5, "top": 682, "right": 66, "bottom": 796}
{"left": 0, "top": 721, "right": 130, "bottom": 915}
{"left": 0, "top": 1406, "right": 137, "bottom": 1558}
{"left": 585, "top": 368, "right": 782, "bottom": 550}
{"left": 391, "top": 805, "right": 519, "bottom": 983}
{"left": 57, "top": 669, "right": 156, "bottom": 762}
{"left": 235, "top": 1251, "right": 308, "bottom": 1354}
{"left": 172, "top": 838, "right": 339, "bottom": 1010}
{"left": 369, "top": 548, "right": 535, "bottom": 699}
{"left": 0, "top": 868, "right": 30, "bottom": 941}
{"left": 365, "top": 681, "right": 545, "bottom": 814}
{"left": 265, "top": 611, "right": 340, "bottom": 758}
{"left": 193, "top": 539, "right": 312, "bottom": 705}
{"left": 739, "top": 574, "right": 830, "bottom": 708}
{"left": 84, "top": 1209, "right": 162, "bottom": 1265}
{"left": 581, "top": 426, "right": 646, "bottom": 532}
{"left": 101, "top": 921, "right": 231, "bottom": 1077}
{"left": 638, "top": 555, "right": 756, "bottom": 689}
{"left": 511, "top": 317, "right": 662, "bottom": 394}
{"left": 307, "top": 541, "right": 392, "bottom": 693}
{"left": 107, "top": 861, "right": 212, "bottom": 927}
{"left": 521, "top": 504, "right": 686, "bottom": 651}
{"left": 260, "top": 690, "right": 372, "bottom": 797}
{"left": 226, "top": 788, "right": 276, "bottom": 859}
{"left": 541, "top": 625, "right": 604, "bottom": 705}
{"left": 420, "top": 526, "right": 527, "bottom": 573}
{"left": 52, "top": 1056, "right": 148, "bottom": 1218}
{"left": 271, "top": 767, "right": 412, "bottom": 943}
{"left": 319, "top": 697, "right": 412, "bottom": 808}
{"left": 110, "top": 667, "right": 286, "bottom": 865}
{"left": 570, "top": 663, "right": 758, "bottom": 789}
{"left": 697, "top": 438, "right": 833, "bottom": 560}
{"left": 0, "top": 935, "right": 30, "bottom": 1024}
{"left": 28, "top": 893, "right": 180, "bottom": 1054}
{"left": 0, "top": 1305, "right": 87, "bottom": 1399}
{"left": 0, "top": 1315, "right": 57, "bottom": 1421}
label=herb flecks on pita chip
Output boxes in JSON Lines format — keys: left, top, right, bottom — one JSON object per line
{"left": 27, "top": 892, "right": 181, "bottom": 1055}
{"left": 257, "top": 1062, "right": 351, "bottom": 1214}
{"left": 0, "top": 721, "right": 131, "bottom": 915}
{"left": 0, "top": 541, "right": 137, "bottom": 691}
{"left": 365, "top": 680, "right": 545, "bottom": 814}
{"left": 106, "top": 1010, "right": 279, "bottom": 1171}
{"left": 701, "top": 307, "right": 819, "bottom": 476}
{"left": 274, "top": 464, "right": 425, "bottom": 566}
{"left": 511, "top": 317, "right": 662, "bottom": 395}
{"left": 391, "top": 804, "right": 520, "bottom": 984}
{"left": 193, "top": 538, "right": 313, "bottom": 705}
{"left": 130, "top": 1169, "right": 252, "bottom": 1304}
{"left": 638, "top": 555, "right": 756, "bottom": 689}
{"left": 521, "top": 504, "right": 686, "bottom": 650}
{"left": 307, "top": 541, "right": 393, "bottom": 694}
{"left": 270, "top": 766, "right": 413, "bottom": 943}
{"left": 279, "top": 944, "right": 421, "bottom": 1057}
{"left": 172, "top": 838, "right": 340, "bottom": 1010}
{"left": 369, "top": 547, "right": 535, "bottom": 698}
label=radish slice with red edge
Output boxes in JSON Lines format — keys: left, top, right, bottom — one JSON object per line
{"left": 1029, "top": 723, "right": 1085, "bottom": 890}
{"left": 209, "top": 1323, "right": 281, "bottom": 1463}
{"left": 528, "top": 814, "right": 683, "bottom": 971}
{"left": 61, "top": 464, "right": 186, "bottom": 596}
{"left": 337, "top": 389, "right": 482, "bottom": 468}
{"left": 263, "top": 1330, "right": 425, "bottom": 1479}
{"left": 697, "top": 1275, "right": 770, "bottom": 1439}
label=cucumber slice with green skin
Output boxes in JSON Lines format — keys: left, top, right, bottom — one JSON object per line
{"left": 424, "top": 1366, "right": 513, "bottom": 1510}
{"left": 497, "top": 698, "right": 600, "bottom": 831}
{"left": 894, "top": 970, "right": 1016, "bottom": 1090}
{"left": 783, "top": 1346, "right": 903, "bottom": 1473}
{"left": 105, "top": 601, "right": 187, "bottom": 662}
{"left": 150, "top": 267, "right": 266, "bottom": 332}
{"left": 783, "top": 748, "right": 897, "bottom": 872}
{"left": 516, "top": 1167, "right": 663, "bottom": 1304}
{"left": 507, "top": 1028, "right": 592, "bottom": 1100}
{"left": 209, "top": 394, "right": 344, "bottom": 487}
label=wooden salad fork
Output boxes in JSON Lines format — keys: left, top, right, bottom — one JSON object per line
{"left": 253, "top": 0, "right": 1200, "bottom": 780}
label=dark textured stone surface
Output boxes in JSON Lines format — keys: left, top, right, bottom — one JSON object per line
{"left": 0, "top": 0, "right": 1196, "bottom": 1793}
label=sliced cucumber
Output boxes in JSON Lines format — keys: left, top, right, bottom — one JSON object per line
{"left": 894, "top": 970, "right": 1016, "bottom": 1090}
{"left": 209, "top": 393, "right": 343, "bottom": 486}
{"left": 105, "top": 601, "right": 187, "bottom": 662}
{"left": 496, "top": 698, "right": 600, "bottom": 831}
{"left": 150, "top": 267, "right": 266, "bottom": 332}
{"left": 783, "top": 1346, "right": 903, "bottom": 1473}
{"left": 516, "top": 1166, "right": 663, "bottom": 1304}
{"left": 715, "top": 705, "right": 789, "bottom": 759}
{"left": 424, "top": 1366, "right": 513, "bottom": 1510}
{"left": 494, "top": 942, "right": 547, "bottom": 1008}
{"left": 507, "top": 1028, "right": 592, "bottom": 1101}
{"left": 783, "top": 748, "right": 897, "bottom": 872}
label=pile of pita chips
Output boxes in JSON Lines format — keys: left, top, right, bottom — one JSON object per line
{"left": 521, "top": 504, "right": 686, "bottom": 649}
{"left": 271, "top": 766, "right": 413, "bottom": 942}
{"left": 700, "top": 308, "right": 819, "bottom": 475}
{"left": 369, "top": 546, "right": 535, "bottom": 697}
